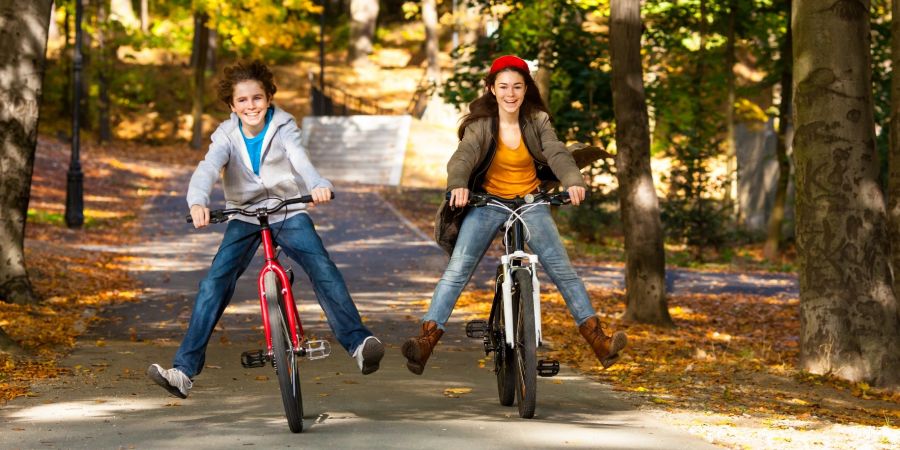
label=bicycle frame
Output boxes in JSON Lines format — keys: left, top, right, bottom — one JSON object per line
{"left": 256, "top": 214, "right": 304, "bottom": 352}
{"left": 491, "top": 200, "right": 545, "bottom": 349}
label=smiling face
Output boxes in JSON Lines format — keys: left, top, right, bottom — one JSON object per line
{"left": 490, "top": 70, "right": 526, "bottom": 115}
{"left": 230, "top": 80, "right": 271, "bottom": 135}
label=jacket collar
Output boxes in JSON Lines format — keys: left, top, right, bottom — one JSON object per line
{"left": 221, "top": 105, "right": 292, "bottom": 174}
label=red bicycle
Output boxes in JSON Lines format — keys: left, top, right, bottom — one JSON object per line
{"left": 188, "top": 195, "right": 332, "bottom": 433}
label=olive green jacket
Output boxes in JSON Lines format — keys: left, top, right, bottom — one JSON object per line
{"left": 435, "top": 110, "right": 586, "bottom": 254}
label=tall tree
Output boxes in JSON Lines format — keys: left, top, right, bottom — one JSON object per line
{"left": 140, "top": 0, "right": 149, "bottom": 32}
{"left": 423, "top": 0, "right": 440, "bottom": 86}
{"left": 763, "top": 0, "right": 793, "bottom": 261}
{"left": 0, "top": 0, "right": 54, "bottom": 352}
{"left": 191, "top": 10, "right": 209, "bottom": 150}
{"left": 890, "top": 0, "right": 900, "bottom": 301}
{"left": 97, "top": 0, "right": 112, "bottom": 142}
{"left": 793, "top": 0, "right": 900, "bottom": 388}
{"left": 348, "top": 0, "right": 378, "bottom": 68}
{"left": 610, "top": 0, "right": 672, "bottom": 326}
{"left": 724, "top": 0, "right": 738, "bottom": 220}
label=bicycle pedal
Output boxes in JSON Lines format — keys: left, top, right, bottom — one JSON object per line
{"left": 537, "top": 359, "right": 560, "bottom": 377}
{"left": 465, "top": 320, "right": 489, "bottom": 339}
{"left": 240, "top": 349, "right": 267, "bottom": 368}
{"left": 301, "top": 339, "right": 331, "bottom": 360}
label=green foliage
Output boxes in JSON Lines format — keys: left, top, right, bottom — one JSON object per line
{"left": 441, "top": 0, "right": 614, "bottom": 145}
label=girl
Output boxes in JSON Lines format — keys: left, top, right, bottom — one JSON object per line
{"left": 148, "top": 61, "right": 383, "bottom": 399}
{"left": 402, "top": 55, "right": 627, "bottom": 375}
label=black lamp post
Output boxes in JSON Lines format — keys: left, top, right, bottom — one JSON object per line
{"left": 65, "top": 0, "right": 84, "bottom": 228}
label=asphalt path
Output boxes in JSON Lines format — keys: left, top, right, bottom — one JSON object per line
{"left": 0, "top": 172, "right": 795, "bottom": 449}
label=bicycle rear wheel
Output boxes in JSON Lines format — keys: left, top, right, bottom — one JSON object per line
{"left": 514, "top": 269, "right": 537, "bottom": 418}
{"left": 265, "top": 272, "right": 304, "bottom": 433}
{"left": 492, "top": 277, "right": 515, "bottom": 406}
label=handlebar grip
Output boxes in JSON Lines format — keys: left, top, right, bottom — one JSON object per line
{"left": 185, "top": 210, "right": 227, "bottom": 224}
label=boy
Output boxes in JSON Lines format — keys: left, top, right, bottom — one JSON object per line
{"left": 148, "top": 61, "right": 383, "bottom": 399}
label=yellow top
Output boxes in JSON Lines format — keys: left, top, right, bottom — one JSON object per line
{"left": 482, "top": 138, "right": 540, "bottom": 198}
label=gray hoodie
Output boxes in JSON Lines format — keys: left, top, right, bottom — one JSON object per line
{"left": 186, "top": 106, "right": 333, "bottom": 224}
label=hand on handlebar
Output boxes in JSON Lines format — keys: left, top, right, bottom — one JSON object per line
{"left": 449, "top": 187, "right": 469, "bottom": 209}
{"left": 190, "top": 204, "right": 210, "bottom": 228}
{"left": 309, "top": 187, "right": 332, "bottom": 207}
{"left": 567, "top": 186, "right": 586, "bottom": 206}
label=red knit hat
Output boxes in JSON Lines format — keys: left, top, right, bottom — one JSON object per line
{"left": 489, "top": 55, "right": 529, "bottom": 75}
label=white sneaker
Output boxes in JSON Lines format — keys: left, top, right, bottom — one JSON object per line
{"left": 353, "top": 336, "right": 384, "bottom": 375}
{"left": 147, "top": 364, "right": 192, "bottom": 399}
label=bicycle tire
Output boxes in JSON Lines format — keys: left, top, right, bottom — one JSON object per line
{"left": 492, "top": 276, "right": 515, "bottom": 406}
{"left": 265, "top": 272, "right": 304, "bottom": 433}
{"left": 514, "top": 269, "right": 537, "bottom": 418}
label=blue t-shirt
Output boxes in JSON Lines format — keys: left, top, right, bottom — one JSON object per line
{"left": 239, "top": 107, "right": 275, "bottom": 176}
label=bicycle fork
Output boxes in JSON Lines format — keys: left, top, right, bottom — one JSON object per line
{"left": 500, "top": 251, "right": 542, "bottom": 348}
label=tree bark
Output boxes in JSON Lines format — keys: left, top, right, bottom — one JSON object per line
{"left": 534, "top": 2, "right": 554, "bottom": 108}
{"left": 793, "top": 0, "right": 900, "bottom": 388}
{"left": 764, "top": 1, "right": 793, "bottom": 261}
{"left": 0, "top": 0, "right": 53, "bottom": 307}
{"left": 97, "top": 0, "right": 112, "bottom": 142}
{"left": 191, "top": 12, "right": 209, "bottom": 150}
{"left": 140, "top": 0, "right": 149, "bottom": 32}
{"left": 610, "top": 0, "right": 672, "bottom": 326}
{"left": 110, "top": 0, "right": 138, "bottom": 29}
{"left": 348, "top": 0, "right": 378, "bottom": 68}
{"left": 724, "top": 0, "right": 738, "bottom": 220}
{"left": 889, "top": 0, "right": 900, "bottom": 310}
{"left": 423, "top": 0, "right": 440, "bottom": 87}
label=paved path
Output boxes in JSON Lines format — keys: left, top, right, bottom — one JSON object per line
{"left": 1, "top": 174, "right": 763, "bottom": 449}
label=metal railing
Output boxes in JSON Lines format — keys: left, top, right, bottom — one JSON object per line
{"left": 309, "top": 72, "right": 403, "bottom": 116}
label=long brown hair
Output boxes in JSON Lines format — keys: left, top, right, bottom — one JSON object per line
{"left": 457, "top": 65, "right": 549, "bottom": 140}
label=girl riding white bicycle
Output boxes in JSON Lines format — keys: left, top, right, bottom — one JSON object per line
{"left": 402, "top": 55, "right": 627, "bottom": 375}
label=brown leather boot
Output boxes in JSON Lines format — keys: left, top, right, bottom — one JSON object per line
{"left": 579, "top": 316, "right": 627, "bottom": 369}
{"left": 401, "top": 321, "right": 444, "bottom": 375}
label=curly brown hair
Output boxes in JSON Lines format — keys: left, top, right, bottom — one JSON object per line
{"left": 216, "top": 60, "right": 278, "bottom": 107}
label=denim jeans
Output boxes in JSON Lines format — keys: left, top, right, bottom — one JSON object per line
{"left": 423, "top": 203, "right": 596, "bottom": 330}
{"left": 173, "top": 213, "right": 372, "bottom": 378}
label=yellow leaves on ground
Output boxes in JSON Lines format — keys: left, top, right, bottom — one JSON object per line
{"left": 443, "top": 387, "right": 473, "bottom": 398}
{"left": 453, "top": 287, "right": 899, "bottom": 428}
{"left": 0, "top": 138, "right": 173, "bottom": 404}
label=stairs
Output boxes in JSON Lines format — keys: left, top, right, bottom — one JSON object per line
{"left": 301, "top": 115, "right": 412, "bottom": 186}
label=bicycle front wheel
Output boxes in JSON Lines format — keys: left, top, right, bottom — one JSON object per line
{"left": 514, "top": 269, "right": 537, "bottom": 418}
{"left": 492, "top": 280, "right": 515, "bottom": 406}
{"left": 265, "top": 272, "right": 304, "bottom": 433}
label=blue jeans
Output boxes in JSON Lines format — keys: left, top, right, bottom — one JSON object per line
{"left": 423, "top": 204, "right": 596, "bottom": 330}
{"left": 173, "top": 213, "right": 372, "bottom": 378}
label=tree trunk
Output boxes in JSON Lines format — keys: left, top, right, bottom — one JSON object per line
{"left": 348, "top": 0, "right": 378, "bottom": 68}
{"left": 207, "top": 27, "right": 217, "bottom": 71}
{"left": 793, "top": 0, "right": 900, "bottom": 388}
{"left": 889, "top": 0, "right": 900, "bottom": 309}
{"left": 191, "top": 11, "right": 208, "bottom": 150}
{"left": 0, "top": 0, "right": 53, "bottom": 306}
{"left": 140, "top": 0, "right": 148, "bottom": 32}
{"left": 610, "top": 0, "right": 672, "bottom": 326}
{"left": 763, "top": 1, "right": 793, "bottom": 261}
{"left": 422, "top": 0, "right": 440, "bottom": 86}
{"left": 97, "top": 0, "right": 111, "bottom": 142}
{"left": 724, "top": 0, "right": 738, "bottom": 220}
{"left": 110, "top": 0, "right": 137, "bottom": 29}
{"left": 534, "top": 2, "right": 554, "bottom": 108}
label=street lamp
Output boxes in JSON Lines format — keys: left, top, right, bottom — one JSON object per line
{"left": 65, "top": 0, "right": 84, "bottom": 228}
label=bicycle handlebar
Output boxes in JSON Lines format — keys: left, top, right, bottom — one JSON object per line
{"left": 186, "top": 193, "right": 335, "bottom": 224}
{"left": 444, "top": 190, "right": 572, "bottom": 207}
